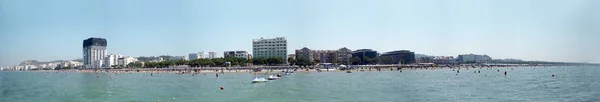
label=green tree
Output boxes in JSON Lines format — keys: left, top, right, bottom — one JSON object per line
{"left": 331, "top": 57, "right": 339, "bottom": 64}
{"left": 288, "top": 57, "right": 296, "bottom": 66}
{"left": 253, "top": 57, "right": 267, "bottom": 65}
{"left": 351, "top": 57, "right": 361, "bottom": 65}
{"left": 212, "top": 58, "right": 226, "bottom": 66}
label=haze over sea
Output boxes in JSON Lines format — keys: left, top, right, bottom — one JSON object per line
{"left": 1, "top": 66, "right": 599, "bottom": 102}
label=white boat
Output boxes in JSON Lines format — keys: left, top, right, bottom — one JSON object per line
{"left": 322, "top": 68, "right": 337, "bottom": 71}
{"left": 252, "top": 77, "right": 268, "bottom": 83}
{"left": 267, "top": 75, "right": 280, "bottom": 80}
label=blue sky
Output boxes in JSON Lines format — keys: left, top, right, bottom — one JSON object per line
{"left": 1, "top": 0, "right": 599, "bottom": 66}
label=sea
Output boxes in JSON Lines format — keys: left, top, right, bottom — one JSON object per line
{"left": 1, "top": 66, "right": 599, "bottom": 102}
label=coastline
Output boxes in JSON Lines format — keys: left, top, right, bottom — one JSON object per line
{"left": 2, "top": 65, "right": 586, "bottom": 74}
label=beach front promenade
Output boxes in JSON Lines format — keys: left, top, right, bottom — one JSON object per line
{"left": 8, "top": 64, "right": 581, "bottom": 74}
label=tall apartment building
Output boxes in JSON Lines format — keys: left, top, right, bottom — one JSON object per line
{"left": 83, "top": 37, "right": 107, "bottom": 68}
{"left": 252, "top": 37, "right": 287, "bottom": 62}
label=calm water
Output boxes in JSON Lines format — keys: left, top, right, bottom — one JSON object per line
{"left": 1, "top": 66, "right": 600, "bottom": 102}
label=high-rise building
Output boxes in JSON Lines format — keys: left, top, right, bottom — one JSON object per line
{"left": 380, "top": 50, "right": 416, "bottom": 64}
{"left": 208, "top": 52, "right": 217, "bottom": 59}
{"left": 351, "top": 49, "right": 378, "bottom": 65}
{"left": 252, "top": 37, "right": 287, "bottom": 62}
{"left": 224, "top": 51, "right": 249, "bottom": 59}
{"left": 83, "top": 37, "right": 107, "bottom": 68}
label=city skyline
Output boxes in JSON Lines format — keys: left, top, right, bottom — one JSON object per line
{"left": 2, "top": 0, "right": 600, "bottom": 66}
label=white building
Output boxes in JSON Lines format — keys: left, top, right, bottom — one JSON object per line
{"left": 457, "top": 54, "right": 492, "bottom": 63}
{"left": 252, "top": 37, "right": 287, "bottom": 62}
{"left": 60, "top": 61, "right": 83, "bottom": 68}
{"left": 433, "top": 56, "right": 456, "bottom": 64}
{"left": 188, "top": 52, "right": 208, "bottom": 60}
{"left": 118, "top": 57, "right": 138, "bottom": 66}
{"left": 208, "top": 52, "right": 217, "bottom": 59}
{"left": 104, "top": 54, "right": 123, "bottom": 68}
{"left": 83, "top": 38, "right": 107, "bottom": 68}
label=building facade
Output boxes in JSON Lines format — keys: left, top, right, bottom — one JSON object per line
{"left": 416, "top": 57, "right": 434, "bottom": 63}
{"left": 83, "top": 37, "right": 107, "bottom": 68}
{"left": 252, "top": 37, "right": 287, "bottom": 62}
{"left": 104, "top": 54, "right": 123, "bottom": 68}
{"left": 189, "top": 53, "right": 199, "bottom": 60}
{"left": 312, "top": 50, "right": 337, "bottom": 63}
{"left": 457, "top": 54, "right": 492, "bottom": 63}
{"left": 168, "top": 56, "right": 186, "bottom": 61}
{"left": 433, "top": 56, "right": 456, "bottom": 64}
{"left": 188, "top": 52, "right": 208, "bottom": 60}
{"left": 224, "top": 51, "right": 250, "bottom": 59}
{"left": 336, "top": 47, "right": 352, "bottom": 65}
{"left": 118, "top": 56, "right": 138, "bottom": 66}
{"left": 295, "top": 47, "right": 313, "bottom": 62}
{"left": 287, "top": 54, "right": 296, "bottom": 60}
{"left": 351, "top": 49, "right": 378, "bottom": 65}
{"left": 380, "top": 50, "right": 416, "bottom": 64}
{"left": 208, "top": 52, "right": 217, "bottom": 59}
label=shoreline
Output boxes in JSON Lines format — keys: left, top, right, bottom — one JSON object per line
{"left": 2, "top": 65, "right": 588, "bottom": 74}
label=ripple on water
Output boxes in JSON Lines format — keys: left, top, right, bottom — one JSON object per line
{"left": 1, "top": 66, "right": 600, "bottom": 102}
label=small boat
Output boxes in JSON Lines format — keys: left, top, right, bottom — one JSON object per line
{"left": 347, "top": 70, "right": 352, "bottom": 73}
{"left": 284, "top": 72, "right": 291, "bottom": 75}
{"left": 267, "top": 75, "right": 280, "bottom": 80}
{"left": 322, "top": 68, "right": 336, "bottom": 71}
{"left": 252, "top": 77, "right": 268, "bottom": 83}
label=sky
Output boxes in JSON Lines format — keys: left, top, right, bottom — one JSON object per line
{"left": 1, "top": 0, "right": 599, "bottom": 66}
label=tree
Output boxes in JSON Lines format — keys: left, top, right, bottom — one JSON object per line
{"left": 288, "top": 57, "right": 296, "bottom": 66}
{"left": 212, "top": 58, "right": 226, "bottom": 66}
{"left": 267, "top": 57, "right": 279, "bottom": 65}
{"left": 253, "top": 57, "right": 267, "bottom": 65}
{"left": 351, "top": 57, "right": 361, "bottom": 65}
{"left": 331, "top": 57, "right": 339, "bottom": 64}
{"left": 296, "top": 58, "right": 312, "bottom": 67}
